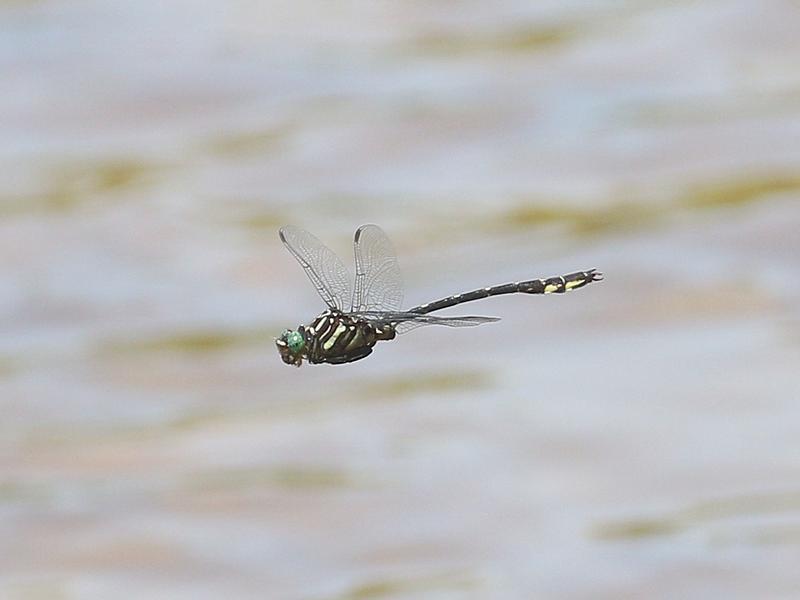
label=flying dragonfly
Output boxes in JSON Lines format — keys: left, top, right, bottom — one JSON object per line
{"left": 276, "top": 224, "right": 602, "bottom": 366}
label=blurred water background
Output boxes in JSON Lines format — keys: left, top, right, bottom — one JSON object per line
{"left": 2, "top": 1, "right": 800, "bottom": 598}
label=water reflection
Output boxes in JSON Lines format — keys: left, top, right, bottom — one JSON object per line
{"left": 594, "top": 491, "right": 800, "bottom": 541}
{"left": 2, "top": 0, "right": 800, "bottom": 598}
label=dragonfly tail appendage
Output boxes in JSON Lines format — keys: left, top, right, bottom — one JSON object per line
{"left": 519, "top": 268, "right": 603, "bottom": 295}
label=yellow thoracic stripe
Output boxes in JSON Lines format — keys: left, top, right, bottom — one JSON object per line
{"left": 323, "top": 323, "right": 348, "bottom": 350}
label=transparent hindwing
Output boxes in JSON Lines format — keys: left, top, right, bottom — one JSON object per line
{"left": 352, "top": 310, "right": 500, "bottom": 334}
{"left": 352, "top": 224, "right": 404, "bottom": 314}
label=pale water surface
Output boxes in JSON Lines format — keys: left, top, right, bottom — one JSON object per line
{"left": 1, "top": 1, "right": 800, "bottom": 598}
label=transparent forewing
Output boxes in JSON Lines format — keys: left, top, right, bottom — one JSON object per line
{"left": 279, "top": 225, "right": 353, "bottom": 311}
{"left": 352, "top": 224, "right": 404, "bottom": 313}
{"left": 352, "top": 310, "right": 499, "bottom": 334}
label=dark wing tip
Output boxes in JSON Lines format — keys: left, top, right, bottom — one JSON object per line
{"left": 353, "top": 223, "right": 382, "bottom": 243}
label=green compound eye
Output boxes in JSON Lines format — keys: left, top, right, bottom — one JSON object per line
{"left": 285, "top": 330, "right": 305, "bottom": 353}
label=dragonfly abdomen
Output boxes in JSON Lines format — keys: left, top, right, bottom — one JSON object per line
{"left": 409, "top": 269, "right": 602, "bottom": 314}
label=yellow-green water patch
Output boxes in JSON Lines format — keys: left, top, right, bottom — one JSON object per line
{"left": 593, "top": 516, "right": 683, "bottom": 540}
{"left": 355, "top": 369, "right": 492, "bottom": 401}
{"left": 678, "top": 175, "right": 800, "bottom": 210}
{"left": 331, "top": 572, "right": 476, "bottom": 600}
{"left": 188, "top": 465, "right": 353, "bottom": 492}
{"left": 495, "top": 173, "right": 800, "bottom": 238}
{"left": 410, "top": 23, "right": 579, "bottom": 57}
{"left": 202, "top": 125, "right": 292, "bottom": 158}
{"left": 0, "top": 480, "right": 51, "bottom": 504}
{"left": 500, "top": 201, "right": 658, "bottom": 236}
{"left": 238, "top": 212, "right": 287, "bottom": 231}
{"left": 166, "top": 409, "right": 230, "bottom": 432}
{"left": 1, "top": 158, "right": 160, "bottom": 215}
{"left": 0, "top": 0, "right": 47, "bottom": 5}
{"left": 99, "top": 327, "right": 275, "bottom": 356}
{"left": 593, "top": 491, "right": 800, "bottom": 541}
{"left": 3, "top": 579, "right": 71, "bottom": 600}
{"left": 0, "top": 356, "right": 19, "bottom": 377}
{"left": 270, "top": 466, "right": 353, "bottom": 489}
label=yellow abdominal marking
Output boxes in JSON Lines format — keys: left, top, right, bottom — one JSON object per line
{"left": 544, "top": 283, "right": 561, "bottom": 293}
{"left": 323, "top": 323, "right": 348, "bottom": 350}
{"left": 565, "top": 279, "right": 583, "bottom": 290}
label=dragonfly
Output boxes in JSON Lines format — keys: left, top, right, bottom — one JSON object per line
{"left": 276, "top": 224, "right": 602, "bottom": 366}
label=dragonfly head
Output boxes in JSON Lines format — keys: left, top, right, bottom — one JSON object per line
{"left": 276, "top": 328, "right": 306, "bottom": 366}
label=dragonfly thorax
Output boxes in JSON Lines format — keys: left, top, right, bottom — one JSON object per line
{"left": 277, "top": 310, "right": 396, "bottom": 367}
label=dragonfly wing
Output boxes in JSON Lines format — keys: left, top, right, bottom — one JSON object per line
{"left": 352, "top": 311, "right": 500, "bottom": 334}
{"left": 279, "top": 225, "right": 353, "bottom": 311}
{"left": 394, "top": 314, "right": 500, "bottom": 334}
{"left": 352, "top": 224, "right": 404, "bottom": 313}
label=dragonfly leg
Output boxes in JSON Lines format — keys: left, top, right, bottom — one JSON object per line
{"left": 374, "top": 326, "right": 396, "bottom": 341}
